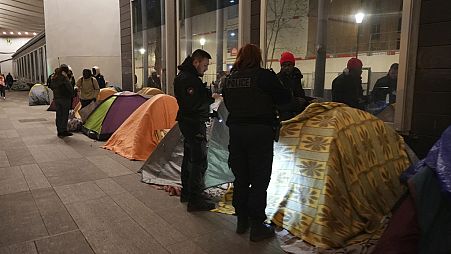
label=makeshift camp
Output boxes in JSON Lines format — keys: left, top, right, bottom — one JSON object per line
{"left": 82, "top": 93, "right": 147, "bottom": 140}
{"left": 102, "top": 94, "right": 178, "bottom": 160}
{"left": 28, "top": 84, "right": 51, "bottom": 106}
{"left": 374, "top": 125, "right": 451, "bottom": 254}
{"left": 137, "top": 87, "right": 164, "bottom": 96}
{"left": 97, "top": 87, "right": 118, "bottom": 101}
{"left": 140, "top": 101, "right": 412, "bottom": 250}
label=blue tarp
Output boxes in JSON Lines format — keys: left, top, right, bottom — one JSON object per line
{"left": 401, "top": 126, "right": 451, "bottom": 200}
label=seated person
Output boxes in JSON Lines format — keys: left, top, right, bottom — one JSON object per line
{"left": 372, "top": 63, "right": 398, "bottom": 104}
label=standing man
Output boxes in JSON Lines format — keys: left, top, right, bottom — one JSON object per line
{"left": 371, "top": 63, "right": 398, "bottom": 104}
{"left": 222, "top": 44, "right": 291, "bottom": 242}
{"left": 332, "top": 58, "right": 365, "bottom": 110}
{"left": 76, "top": 69, "right": 100, "bottom": 108}
{"left": 5, "top": 72, "right": 13, "bottom": 90}
{"left": 92, "top": 66, "right": 106, "bottom": 89}
{"left": 48, "top": 65, "right": 74, "bottom": 137}
{"left": 174, "top": 49, "right": 219, "bottom": 212}
{"left": 277, "top": 51, "right": 309, "bottom": 120}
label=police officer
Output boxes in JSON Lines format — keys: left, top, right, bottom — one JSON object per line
{"left": 174, "top": 49, "right": 219, "bottom": 212}
{"left": 222, "top": 44, "right": 291, "bottom": 242}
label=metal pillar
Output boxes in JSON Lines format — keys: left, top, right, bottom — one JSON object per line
{"left": 216, "top": 0, "right": 224, "bottom": 73}
{"left": 313, "top": 0, "right": 329, "bottom": 98}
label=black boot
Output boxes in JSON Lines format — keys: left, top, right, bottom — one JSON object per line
{"left": 249, "top": 223, "right": 275, "bottom": 242}
{"left": 187, "top": 199, "right": 215, "bottom": 212}
{"left": 236, "top": 216, "right": 249, "bottom": 234}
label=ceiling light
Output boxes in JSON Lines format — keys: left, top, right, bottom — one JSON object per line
{"left": 10, "top": 32, "right": 14, "bottom": 35}
{"left": 33, "top": 32, "right": 37, "bottom": 35}
{"left": 230, "top": 0, "right": 235, "bottom": 3}
{"left": 2, "top": 32, "right": 6, "bottom": 35}
{"left": 18, "top": 32, "right": 22, "bottom": 35}
{"left": 230, "top": 32, "right": 236, "bottom": 37}
{"left": 25, "top": 32, "right": 29, "bottom": 35}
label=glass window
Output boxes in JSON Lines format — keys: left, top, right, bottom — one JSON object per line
{"left": 264, "top": 0, "right": 404, "bottom": 123}
{"left": 178, "top": 0, "right": 239, "bottom": 87}
{"left": 132, "top": 0, "right": 165, "bottom": 91}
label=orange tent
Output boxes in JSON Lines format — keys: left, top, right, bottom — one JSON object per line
{"left": 102, "top": 94, "right": 178, "bottom": 160}
{"left": 137, "top": 87, "right": 164, "bottom": 96}
{"left": 97, "top": 87, "right": 118, "bottom": 101}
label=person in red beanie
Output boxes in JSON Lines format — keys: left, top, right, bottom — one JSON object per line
{"left": 332, "top": 57, "right": 366, "bottom": 109}
{"left": 277, "top": 51, "right": 309, "bottom": 120}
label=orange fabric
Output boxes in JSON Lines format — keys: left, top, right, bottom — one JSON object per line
{"left": 137, "top": 87, "right": 164, "bottom": 96}
{"left": 97, "top": 87, "right": 117, "bottom": 101}
{"left": 101, "top": 94, "right": 178, "bottom": 160}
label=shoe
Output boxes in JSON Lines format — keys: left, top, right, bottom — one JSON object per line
{"left": 250, "top": 223, "right": 275, "bottom": 242}
{"left": 187, "top": 199, "right": 215, "bottom": 212}
{"left": 236, "top": 216, "right": 250, "bottom": 234}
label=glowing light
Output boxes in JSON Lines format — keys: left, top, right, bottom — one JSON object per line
{"left": 33, "top": 32, "right": 37, "bottom": 35}
{"left": 199, "top": 38, "right": 206, "bottom": 46}
{"left": 139, "top": 48, "right": 146, "bottom": 55}
{"left": 355, "top": 12, "right": 365, "bottom": 24}
{"left": 25, "top": 32, "right": 29, "bottom": 35}
{"left": 18, "top": 32, "right": 22, "bottom": 35}
{"left": 10, "top": 32, "right": 14, "bottom": 35}
{"left": 230, "top": 32, "right": 236, "bottom": 37}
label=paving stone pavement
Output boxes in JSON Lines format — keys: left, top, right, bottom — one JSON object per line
{"left": 0, "top": 91, "right": 285, "bottom": 253}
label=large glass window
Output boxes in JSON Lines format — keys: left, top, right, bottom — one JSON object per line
{"left": 132, "top": 0, "right": 165, "bottom": 91}
{"left": 264, "top": 0, "right": 403, "bottom": 122}
{"left": 178, "top": 0, "right": 239, "bottom": 86}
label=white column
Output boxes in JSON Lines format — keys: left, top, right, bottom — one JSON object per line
{"left": 43, "top": 0, "right": 122, "bottom": 85}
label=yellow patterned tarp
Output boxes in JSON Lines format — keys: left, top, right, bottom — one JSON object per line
{"left": 265, "top": 102, "right": 410, "bottom": 248}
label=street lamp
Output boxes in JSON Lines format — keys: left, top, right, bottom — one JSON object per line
{"left": 199, "top": 38, "right": 206, "bottom": 50}
{"left": 354, "top": 12, "right": 365, "bottom": 58}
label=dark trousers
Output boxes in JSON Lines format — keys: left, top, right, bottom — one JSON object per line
{"left": 0, "top": 86, "right": 5, "bottom": 97}
{"left": 179, "top": 121, "right": 208, "bottom": 202}
{"left": 55, "top": 98, "right": 71, "bottom": 134}
{"left": 80, "top": 98, "right": 95, "bottom": 108}
{"left": 228, "top": 124, "right": 274, "bottom": 224}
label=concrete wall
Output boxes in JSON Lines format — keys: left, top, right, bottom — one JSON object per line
{"left": 0, "top": 37, "right": 31, "bottom": 75}
{"left": 44, "top": 0, "right": 122, "bottom": 86}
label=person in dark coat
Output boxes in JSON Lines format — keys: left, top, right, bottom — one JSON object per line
{"left": 48, "top": 64, "right": 74, "bottom": 138}
{"left": 174, "top": 49, "right": 219, "bottom": 212}
{"left": 222, "top": 44, "right": 291, "bottom": 242}
{"left": 147, "top": 71, "right": 162, "bottom": 90}
{"left": 92, "top": 66, "right": 106, "bottom": 89}
{"left": 277, "top": 51, "right": 309, "bottom": 120}
{"left": 332, "top": 58, "right": 365, "bottom": 110}
{"left": 5, "top": 73, "right": 13, "bottom": 90}
{"left": 371, "top": 63, "right": 398, "bottom": 104}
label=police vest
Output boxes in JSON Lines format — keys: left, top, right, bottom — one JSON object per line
{"left": 223, "top": 68, "right": 274, "bottom": 119}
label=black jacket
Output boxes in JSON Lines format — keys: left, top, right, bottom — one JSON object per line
{"left": 371, "top": 75, "right": 397, "bottom": 103}
{"left": 5, "top": 74, "right": 13, "bottom": 84}
{"left": 332, "top": 72, "right": 364, "bottom": 110}
{"left": 174, "top": 57, "right": 214, "bottom": 123}
{"left": 223, "top": 67, "right": 292, "bottom": 126}
{"left": 49, "top": 75, "right": 73, "bottom": 100}
{"left": 277, "top": 67, "right": 308, "bottom": 120}
{"left": 95, "top": 75, "right": 106, "bottom": 89}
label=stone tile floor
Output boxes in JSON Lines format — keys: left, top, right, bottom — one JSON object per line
{"left": 0, "top": 91, "right": 285, "bottom": 254}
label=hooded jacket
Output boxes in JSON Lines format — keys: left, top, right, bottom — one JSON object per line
{"left": 173, "top": 57, "right": 214, "bottom": 123}
{"left": 332, "top": 70, "right": 364, "bottom": 110}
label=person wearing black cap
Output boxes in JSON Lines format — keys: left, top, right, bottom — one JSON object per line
{"left": 332, "top": 58, "right": 366, "bottom": 110}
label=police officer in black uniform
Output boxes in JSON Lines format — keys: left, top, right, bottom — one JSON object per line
{"left": 174, "top": 49, "right": 219, "bottom": 212}
{"left": 222, "top": 44, "right": 291, "bottom": 242}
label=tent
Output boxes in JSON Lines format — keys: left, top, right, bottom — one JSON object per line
{"left": 47, "top": 95, "right": 79, "bottom": 111}
{"left": 28, "top": 84, "right": 51, "bottom": 106}
{"left": 102, "top": 94, "right": 178, "bottom": 160}
{"left": 137, "top": 87, "right": 164, "bottom": 96}
{"left": 374, "top": 125, "right": 451, "bottom": 254}
{"left": 140, "top": 101, "right": 412, "bottom": 250}
{"left": 97, "top": 87, "right": 119, "bottom": 101}
{"left": 82, "top": 93, "right": 147, "bottom": 140}
{"left": 140, "top": 101, "right": 231, "bottom": 188}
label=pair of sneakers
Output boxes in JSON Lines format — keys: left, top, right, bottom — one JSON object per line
{"left": 236, "top": 216, "right": 275, "bottom": 242}
{"left": 181, "top": 192, "right": 215, "bottom": 212}
{"left": 57, "top": 132, "right": 73, "bottom": 138}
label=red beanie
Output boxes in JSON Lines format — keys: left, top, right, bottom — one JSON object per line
{"left": 280, "top": 52, "right": 295, "bottom": 65}
{"left": 347, "top": 58, "right": 363, "bottom": 70}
